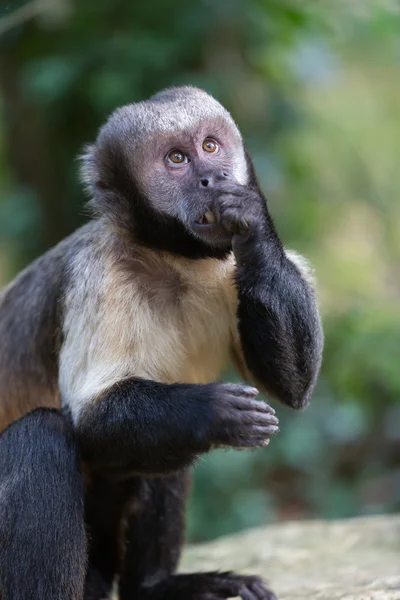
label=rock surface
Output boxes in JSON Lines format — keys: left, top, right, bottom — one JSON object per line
{"left": 181, "top": 515, "right": 400, "bottom": 599}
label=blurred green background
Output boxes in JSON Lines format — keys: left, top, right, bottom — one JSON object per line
{"left": 1, "top": 0, "right": 400, "bottom": 543}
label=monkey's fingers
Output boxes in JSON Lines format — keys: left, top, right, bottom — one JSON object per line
{"left": 217, "top": 422, "right": 279, "bottom": 449}
{"left": 251, "top": 424, "right": 279, "bottom": 437}
{"left": 219, "top": 383, "right": 259, "bottom": 397}
{"left": 233, "top": 439, "right": 271, "bottom": 449}
{"left": 239, "top": 411, "right": 279, "bottom": 427}
{"left": 228, "top": 396, "right": 276, "bottom": 415}
{"left": 214, "top": 182, "right": 248, "bottom": 197}
{"left": 221, "top": 210, "right": 251, "bottom": 236}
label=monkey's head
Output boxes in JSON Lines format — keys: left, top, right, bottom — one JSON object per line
{"left": 81, "top": 87, "right": 256, "bottom": 259}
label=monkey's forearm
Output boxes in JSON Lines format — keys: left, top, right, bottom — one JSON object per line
{"left": 74, "top": 379, "right": 278, "bottom": 476}
{"left": 75, "top": 379, "right": 213, "bottom": 476}
{"left": 233, "top": 233, "right": 323, "bottom": 410}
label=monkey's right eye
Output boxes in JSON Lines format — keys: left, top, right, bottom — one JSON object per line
{"left": 166, "top": 150, "right": 190, "bottom": 167}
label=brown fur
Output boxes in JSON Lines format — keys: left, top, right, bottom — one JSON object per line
{"left": 0, "top": 242, "right": 65, "bottom": 431}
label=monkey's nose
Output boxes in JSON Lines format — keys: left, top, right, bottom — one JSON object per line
{"left": 199, "top": 172, "right": 229, "bottom": 188}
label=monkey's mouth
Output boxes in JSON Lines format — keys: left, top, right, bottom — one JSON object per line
{"left": 195, "top": 210, "right": 217, "bottom": 226}
{"left": 191, "top": 209, "right": 231, "bottom": 247}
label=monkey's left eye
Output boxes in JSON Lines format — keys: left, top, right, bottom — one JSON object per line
{"left": 202, "top": 138, "right": 219, "bottom": 153}
{"left": 166, "top": 150, "right": 190, "bottom": 167}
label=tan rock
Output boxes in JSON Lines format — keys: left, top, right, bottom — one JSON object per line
{"left": 181, "top": 515, "right": 400, "bottom": 599}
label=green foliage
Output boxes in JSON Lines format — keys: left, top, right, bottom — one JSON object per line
{"left": 1, "top": 0, "right": 399, "bottom": 541}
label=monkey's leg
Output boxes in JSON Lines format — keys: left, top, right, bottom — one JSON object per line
{"left": 0, "top": 408, "right": 87, "bottom": 600}
{"left": 118, "top": 472, "right": 276, "bottom": 600}
{"left": 117, "top": 472, "right": 188, "bottom": 600}
{"left": 84, "top": 475, "right": 135, "bottom": 599}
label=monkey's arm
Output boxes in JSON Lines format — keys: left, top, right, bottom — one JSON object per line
{"left": 72, "top": 380, "right": 278, "bottom": 476}
{"left": 217, "top": 186, "right": 323, "bottom": 410}
{"left": 234, "top": 241, "right": 322, "bottom": 409}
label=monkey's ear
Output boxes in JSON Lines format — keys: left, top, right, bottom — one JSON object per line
{"left": 79, "top": 142, "right": 130, "bottom": 226}
{"left": 79, "top": 144, "right": 99, "bottom": 196}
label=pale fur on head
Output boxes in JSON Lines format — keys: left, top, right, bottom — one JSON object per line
{"left": 79, "top": 86, "right": 248, "bottom": 198}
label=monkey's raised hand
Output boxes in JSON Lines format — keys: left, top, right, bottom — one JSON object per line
{"left": 212, "top": 183, "right": 269, "bottom": 239}
{"left": 208, "top": 383, "right": 278, "bottom": 449}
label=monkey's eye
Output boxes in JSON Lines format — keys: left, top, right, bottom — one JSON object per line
{"left": 166, "top": 150, "right": 190, "bottom": 167}
{"left": 202, "top": 138, "right": 219, "bottom": 153}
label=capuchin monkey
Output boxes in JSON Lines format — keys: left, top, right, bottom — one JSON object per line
{"left": 0, "top": 87, "right": 323, "bottom": 600}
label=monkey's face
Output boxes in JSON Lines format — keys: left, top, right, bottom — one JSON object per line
{"left": 135, "top": 118, "right": 249, "bottom": 249}
{"left": 83, "top": 87, "right": 252, "bottom": 255}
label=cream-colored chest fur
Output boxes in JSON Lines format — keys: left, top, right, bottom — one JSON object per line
{"left": 59, "top": 248, "right": 238, "bottom": 421}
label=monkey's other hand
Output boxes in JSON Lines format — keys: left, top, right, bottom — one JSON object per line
{"left": 213, "top": 183, "right": 266, "bottom": 238}
{"left": 209, "top": 383, "right": 279, "bottom": 449}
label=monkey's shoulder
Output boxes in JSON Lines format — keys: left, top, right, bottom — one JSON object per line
{"left": 0, "top": 222, "right": 101, "bottom": 429}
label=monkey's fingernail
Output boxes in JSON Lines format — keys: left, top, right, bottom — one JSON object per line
{"left": 263, "top": 439, "right": 270, "bottom": 446}
{"left": 245, "top": 386, "right": 259, "bottom": 396}
{"left": 204, "top": 210, "right": 216, "bottom": 224}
